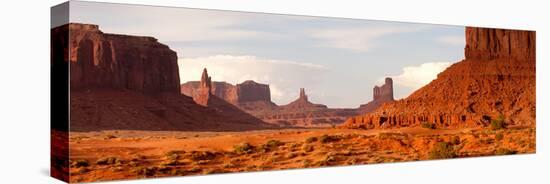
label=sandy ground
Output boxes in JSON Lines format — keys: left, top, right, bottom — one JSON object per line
{"left": 67, "top": 127, "right": 535, "bottom": 183}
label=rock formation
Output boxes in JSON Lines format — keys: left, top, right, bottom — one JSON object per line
{"left": 193, "top": 68, "right": 213, "bottom": 106}
{"left": 280, "top": 88, "right": 328, "bottom": 109}
{"left": 68, "top": 23, "right": 180, "bottom": 93}
{"left": 342, "top": 27, "right": 536, "bottom": 129}
{"left": 181, "top": 77, "right": 276, "bottom": 109}
{"left": 358, "top": 78, "right": 395, "bottom": 113}
{"left": 58, "top": 23, "right": 271, "bottom": 131}
{"left": 182, "top": 76, "right": 358, "bottom": 127}
{"left": 237, "top": 80, "right": 272, "bottom": 103}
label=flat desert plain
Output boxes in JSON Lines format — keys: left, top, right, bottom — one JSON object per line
{"left": 68, "top": 127, "right": 535, "bottom": 182}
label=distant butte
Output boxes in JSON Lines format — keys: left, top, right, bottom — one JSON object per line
{"left": 342, "top": 27, "right": 536, "bottom": 129}
{"left": 280, "top": 88, "right": 328, "bottom": 110}
{"left": 358, "top": 77, "right": 395, "bottom": 113}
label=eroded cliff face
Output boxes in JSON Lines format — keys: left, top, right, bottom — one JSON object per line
{"left": 180, "top": 78, "right": 274, "bottom": 107}
{"left": 69, "top": 23, "right": 180, "bottom": 93}
{"left": 465, "top": 27, "right": 535, "bottom": 61}
{"left": 59, "top": 23, "right": 271, "bottom": 131}
{"left": 342, "top": 27, "right": 535, "bottom": 129}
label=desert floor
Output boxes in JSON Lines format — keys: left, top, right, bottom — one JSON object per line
{"left": 67, "top": 126, "right": 535, "bottom": 183}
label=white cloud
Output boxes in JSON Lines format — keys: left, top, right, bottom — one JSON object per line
{"left": 387, "top": 62, "right": 451, "bottom": 98}
{"left": 178, "top": 55, "right": 328, "bottom": 105}
{"left": 308, "top": 26, "right": 428, "bottom": 52}
{"left": 436, "top": 35, "right": 465, "bottom": 45}
{"left": 72, "top": 3, "right": 283, "bottom": 43}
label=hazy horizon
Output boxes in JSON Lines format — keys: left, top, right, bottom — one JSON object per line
{"left": 70, "top": 1, "right": 465, "bottom": 108}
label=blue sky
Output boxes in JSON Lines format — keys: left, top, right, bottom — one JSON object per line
{"left": 70, "top": 1, "right": 466, "bottom": 108}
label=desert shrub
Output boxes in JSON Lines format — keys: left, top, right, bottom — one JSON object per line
{"left": 233, "top": 143, "right": 255, "bottom": 154}
{"left": 305, "top": 136, "right": 318, "bottom": 143}
{"left": 302, "top": 159, "right": 312, "bottom": 167}
{"left": 266, "top": 140, "right": 283, "bottom": 147}
{"left": 428, "top": 142, "right": 457, "bottom": 159}
{"left": 495, "top": 148, "right": 517, "bottom": 155}
{"left": 190, "top": 151, "right": 216, "bottom": 161}
{"left": 319, "top": 134, "right": 341, "bottom": 143}
{"left": 71, "top": 160, "right": 89, "bottom": 168}
{"left": 286, "top": 152, "right": 298, "bottom": 159}
{"left": 96, "top": 157, "right": 122, "bottom": 165}
{"left": 104, "top": 134, "right": 117, "bottom": 139}
{"left": 495, "top": 133, "right": 504, "bottom": 141}
{"left": 132, "top": 166, "right": 156, "bottom": 176}
{"left": 77, "top": 167, "right": 90, "bottom": 174}
{"left": 450, "top": 136, "right": 461, "bottom": 145}
{"left": 205, "top": 168, "right": 227, "bottom": 174}
{"left": 421, "top": 122, "right": 436, "bottom": 129}
{"left": 347, "top": 158, "right": 358, "bottom": 165}
{"left": 164, "top": 150, "right": 183, "bottom": 157}
{"left": 491, "top": 114, "right": 507, "bottom": 130}
{"left": 259, "top": 140, "right": 283, "bottom": 152}
{"left": 161, "top": 160, "right": 180, "bottom": 166}
{"left": 188, "top": 167, "right": 201, "bottom": 172}
{"left": 302, "top": 144, "right": 314, "bottom": 152}
{"left": 223, "top": 163, "right": 236, "bottom": 168}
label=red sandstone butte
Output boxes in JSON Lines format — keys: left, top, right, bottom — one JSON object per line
{"left": 181, "top": 77, "right": 276, "bottom": 109}
{"left": 342, "top": 27, "right": 535, "bottom": 129}
{"left": 59, "top": 23, "right": 270, "bottom": 131}
{"left": 358, "top": 77, "right": 395, "bottom": 113}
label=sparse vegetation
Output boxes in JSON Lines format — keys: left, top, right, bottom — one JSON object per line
{"left": 305, "top": 136, "right": 318, "bottom": 143}
{"left": 71, "top": 160, "right": 89, "bottom": 168}
{"left": 190, "top": 151, "right": 216, "bottom": 161}
{"left": 302, "top": 144, "right": 314, "bottom": 152}
{"left": 161, "top": 160, "right": 180, "bottom": 166}
{"left": 491, "top": 114, "right": 507, "bottom": 130}
{"left": 259, "top": 139, "right": 283, "bottom": 152}
{"left": 132, "top": 166, "right": 156, "bottom": 176}
{"left": 302, "top": 159, "right": 312, "bottom": 167}
{"left": 286, "top": 152, "right": 298, "bottom": 159}
{"left": 428, "top": 142, "right": 457, "bottom": 159}
{"left": 77, "top": 167, "right": 90, "bottom": 174}
{"left": 96, "top": 157, "right": 122, "bottom": 165}
{"left": 495, "top": 148, "right": 517, "bottom": 155}
{"left": 104, "top": 134, "right": 117, "bottom": 139}
{"left": 233, "top": 143, "right": 255, "bottom": 154}
{"left": 450, "top": 136, "right": 461, "bottom": 145}
{"left": 495, "top": 133, "right": 504, "bottom": 141}
{"left": 319, "top": 134, "right": 341, "bottom": 143}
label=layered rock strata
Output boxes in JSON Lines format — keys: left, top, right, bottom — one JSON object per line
{"left": 60, "top": 23, "right": 270, "bottom": 131}
{"left": 342, "top": 27, "right": 536, "bottom": 129}
{"left": 358, "top": 78, "right": 395, "bottom": 113}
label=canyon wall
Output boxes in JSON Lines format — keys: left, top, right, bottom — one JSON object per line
{"left": 68, "top": 23, "right": 180, "bottom": 93}
{"left": 465, "top": 27, "right": 536, "bottom": 61}
{"left": 342, "top": 27, "right": 536, "bottom": 129}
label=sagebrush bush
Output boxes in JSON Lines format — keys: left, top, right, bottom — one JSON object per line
{"left": 71, "top": 160, "right": 89, "bottom": 168}
{"left": 495, "top": 133, "right": 504, "bottom": 141}
{"left": 491, "top": 114, "right": 507, "bottom": 130}
{"left": 233, "top": 143, "right": 255, "bottom": 154}
{"left": 305, "top": 136, "right": 318, "bottom": 143}
{"left": 428, "top": 142, "right": 457, "bottom": 159}
{"left": 495, "top": 148, "right": 517, "bottom": 155}
{"left": 319, "top": 134, "right": 341, "bottom": 143}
